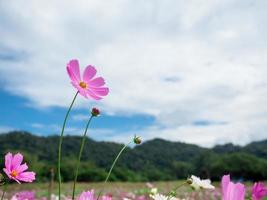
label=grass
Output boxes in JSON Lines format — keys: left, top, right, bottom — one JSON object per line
{"left": 3, "top": 181, "right": 266, "bottom": 199}
{"left": 4, "top": 181, "right": 187, "bottom": 198}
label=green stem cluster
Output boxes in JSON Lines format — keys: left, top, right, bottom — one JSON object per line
{"left": 57, "top": 91, "right": 136, "bottom": 200}
{"left": 72, "top": 115, "right": 94, "bottom": 200}
{"left": 58, "top": 92, "right": 79, "bottom": 200}
{"left": 97, "top": 141, "right": 132, "bottom": 200}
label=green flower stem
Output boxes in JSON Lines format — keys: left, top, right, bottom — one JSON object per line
{"left": 58, "top": 91, "right": 79, "bottom": 200}
{"left": 97, "top": 141, "right": 132, "bottom": 200}
{"left": 167, "top": 181, "right": 187, "bottom": 198}
{"left": 72, "top": 114, "right": 94, "bottom": 200}
{"left": 173, "top": 181, "right": 188, "bottom": 192}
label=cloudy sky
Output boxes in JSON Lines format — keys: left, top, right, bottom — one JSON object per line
{"left": 0, "top": 0, "right": 266, "bottom": 147}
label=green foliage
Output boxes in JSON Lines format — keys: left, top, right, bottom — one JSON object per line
{"left": 0, "top": 131, "right": 267, "bottom": 182}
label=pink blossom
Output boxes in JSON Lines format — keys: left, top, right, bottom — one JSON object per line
{"left": 252, "top": 182, "right": 267, "bottom": 200}
{"left": 3, "top": 152, "right": 35, "bottom": 184}
{"left": 221, "top": 175, "right": 245, "bottom": 200}
{"left": 78, "top": 190, "right": 95, "bottom": 200}
{"left": 11, "top": 191, "right": 35, "bottom": 200}
{"left": 77, "top": 190, "right": 112, "bottom": 200}
{"left": 67, "top": 59, "right": 109, "bottom": 100}
{"left": 102, "top": 195, "right": 112, "bottom": 200}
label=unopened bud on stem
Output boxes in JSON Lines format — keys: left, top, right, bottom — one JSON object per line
{"left": 186, "top": 178, "right": 193, "bottom": 185}
{"left": 133, "top": 135, "right": 142, "bottom": 144}
{"left": 91, "top": 107, "right": 100, "bottom": 117}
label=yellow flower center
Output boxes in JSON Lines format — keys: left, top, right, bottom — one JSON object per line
{"left": 79, "top": 81, "right": 87, "bottom": 89}
{"left": 10, "top": 170, "right": 18, "bottom": 177}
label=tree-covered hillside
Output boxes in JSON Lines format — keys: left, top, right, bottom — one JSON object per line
{"left": 0, "top": 131, "right": 266, "bottom": 182}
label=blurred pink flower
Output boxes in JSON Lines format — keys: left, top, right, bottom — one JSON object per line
{"left": 3, "top": 152, "right": 35, "bottom": 184}
{"left": 11, "top": 191, "right": 36, "bottom": 200}
{"left": 102, "top": 195, "right": 112, "bottom": 200}
{"left": 67, "top": 59, "right": 109, "bottom": 100}
{"left": 221, "top": 175, "right": 245, "bottom": 200}
{"left": 252, "top": 182, "right": 267, "bottom": 200}
{"left": 78, "top": 190, "right": 95, "bottom": 200}
{"left": 136, "top": 195, "right": 146, "bottom": 200}
{"left": 77, "top": 190, "right": 112, "bottom": 200}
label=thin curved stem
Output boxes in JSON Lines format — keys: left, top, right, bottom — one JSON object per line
{"left": 97, "top": 141, "right": 132, "bottom": 200}
{"left": 167, "top": 181, "right": 187, "bottom": 199}
{"left": 173, "top": 181, "right": 187, "bottom": 192}
{"left": 58, "top": 91, "right": 79, "bottom": 200}
{"left": 72, "top": 115, "right": 94, "bottom": 200}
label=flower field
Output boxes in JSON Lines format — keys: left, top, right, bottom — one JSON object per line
{"left": 0, "top": 59, "right": 266, "bottom": 200}
{"left": 2, "top": 181, "right": 267, "bottom": 200}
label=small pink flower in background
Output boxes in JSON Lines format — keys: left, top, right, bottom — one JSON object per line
{"left": 221, "top": 174, "right": 245, "bottom": 200}
{"left": 136, "top": 195, "right": 146, "bottom": 200}
{"left": 77, "top": 190, "right": 112, "bottom": 200}
{"left": 252, "top": 182, "right": 267, "bottom": 200}
{"left": 67, "top": 59, "right": 109, "bottom": 100}
{"left": 3, "top": 152, "right": 35, "bottom": 184}
{"left": 11, "top": 191, "right": 35, "bottom": 200}
{"left": 78, "top": 190, "right": 95, "bottom": 200}
{"left": 102, "top": 195, "right": 112, "bottom": 200}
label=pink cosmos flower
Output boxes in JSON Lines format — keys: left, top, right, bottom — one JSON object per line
{"left": 77, "top": 190, "right": 112, "bottom": 200}
{"left": 78, "top": 190, "right": 95, "bottom": 200}
{"left": 221, "top": 175, "right": 245, "bottom": 200}
{"left": 3, "top": 152, "right": 36, "bottom": 184}
{"left": 67, "top": 59, "right": 109, "bottom": 100}
{"left": 252, "top": 182, "right": 267, "bottom": 200}
{"left": 102, "top": 195, "right": 112, "bottom": 200}
{"left": 11, "top": 191, "right": 35, "bottom": 200}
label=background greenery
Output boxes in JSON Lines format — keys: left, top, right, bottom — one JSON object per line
{"left": 0, "top": 131, "right": 266, "bottom": 182}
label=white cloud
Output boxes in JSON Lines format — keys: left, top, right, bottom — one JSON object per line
{"left": 0, "top": 0, "right": 266, "bottom": 146}
{"left": 72, "top": 114, "right": 91, "bottom": 121}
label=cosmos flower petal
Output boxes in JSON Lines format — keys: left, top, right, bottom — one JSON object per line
{"left": 3, "top": 168, "right": 11, "bottom": 179}
{"left": 235, "top": 183, "right": 245, "bottom": 199}
{"left": 78, "top": 190, "right": 95, "bottom": 200}
{"left": 5, "top": 152, "right": 12, "bottom": 171}
{"left": 89, "top": 77, "right": 106, "bottom": 87}
{"left": 11, "top": 191, "right": 36, "bottom": 200}
{"left": 222, "top": 175, "right": 230, "bottom": 199}
{"left": 83, "top": 65, "right": 97, "bottom": 82}
{"left": 221, "top": 174, "right": 245, "bottom": 200}
{"left": 11, "top": 153, "right": 23, "bottom": 170}
{"left": 13, "top": 178, "right": 21, "bottom": 184}
{"left": 79, "top": 89, "right": 89, "bottom": 99}
{"left": 87, "top": 90, "right": 102, "bottom": 100}
{"left": 16, "top": 163, "right": 28, "bottom": 173}
{"left": 102, "top": 196, "right": 112, "bottom": 200}
{"left": 252, "top": 182, "right": 267, "bottom": 200}
{"left": 90, "top": 87, "right": 109, "bottom": 96}
{"left": 189, "top": 175, "right": 214, "bottom": 190}
{"left": 16, "top": 171, "right": 36, "bottom": 182}
{"left": 67, "top": 59, "right": 81, "bottom": 82}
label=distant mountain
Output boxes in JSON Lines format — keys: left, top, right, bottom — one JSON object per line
{"left": 212, "top": 143, "right": 242, "bottom": 154}
{"left": 0, "top": 131, "right": 266, "bottom": 182}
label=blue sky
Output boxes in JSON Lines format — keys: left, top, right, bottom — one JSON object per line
{"left": 0, "top": 0, "right": 267, "bottom": 147}
{"left": 0, "top": 89, "right": 155, "bottom": 140}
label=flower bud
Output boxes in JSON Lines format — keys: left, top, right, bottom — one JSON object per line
{"left": 186, "top": 178, "right": 193, "bottom": 185}
{"left": 133, "top": 135, "right": 142, "bottom": 144}
{"left": 91, "top": 107, "right": 100, "bottom": 117}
